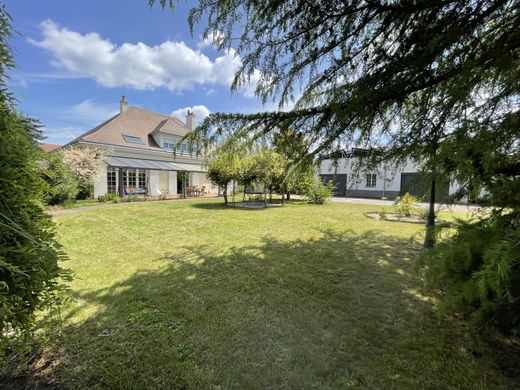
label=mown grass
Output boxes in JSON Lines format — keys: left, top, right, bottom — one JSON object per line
{"left": 35, "top": 199, "right": 517, "bottom": 388}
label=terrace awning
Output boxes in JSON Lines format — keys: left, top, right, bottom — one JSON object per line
{"left": 106, "top": 156, "right": 186, "bottom": 171}
{"left": 171, "top": 162, "right": 207, "bottom": 173}
{"left": 105, "top": 157, "right": 207, "bottom": 173}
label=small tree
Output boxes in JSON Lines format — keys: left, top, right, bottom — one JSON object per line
{"left": 61, "top": 145, "right": 108, "bottom": 199}
{"left": 206, "top": 152, "right": 241, "bottom": 204}
{"left": 252, "top": 150, "right": 287, "bottom": 207}
{"left": 272, "top": 128, "right": 310, "bottom": 201}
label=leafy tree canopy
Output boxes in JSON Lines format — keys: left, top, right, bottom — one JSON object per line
{"left": 152, "top": 0, "right": 518, "bottom": 169}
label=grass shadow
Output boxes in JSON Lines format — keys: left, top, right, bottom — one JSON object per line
{"left": 15, "top": 228, "right": 519, "bottom": 389}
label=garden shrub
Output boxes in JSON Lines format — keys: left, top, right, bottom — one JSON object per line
{"left": 421, "top": 211, "right": 520, "bottom": 338}
{"left": 98, "top": 193, "right": 121, "bottom": 203}
{"left": 105, "top": 193, "right": 122, "bottom": 203}
{"left": 393, "top": 192, "right": 418, "bottom": 217}
{"left": 123, "top": 194, "right": 140, "bottom": 202}
{"left": 304, "top": 179, "right": 334, "bottom": 204}
{"left": 39, "top": 152, "right": 79, "bottom": 205}
{"left": 76, "top": 181, "right": 94, "bottom": 200}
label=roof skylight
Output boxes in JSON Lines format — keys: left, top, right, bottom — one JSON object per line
{"left": 122, "top": 134, "right": 144, "bottom": 144}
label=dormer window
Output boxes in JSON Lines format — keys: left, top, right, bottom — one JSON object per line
{"left": 122, "top": 134, "right": 144, "bottom": 144}
{"left": 163, "top": 142, "right": 175, "bottom": 151}
{"left": 176, "top": 143, "right": 188, "bottom": 154}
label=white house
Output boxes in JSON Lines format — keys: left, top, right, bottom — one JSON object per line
{"left": 319, "top": 149, "right": 463, "bottom": 202}
{"left": 67, "top": 97, "right": 216, "bottom": 198}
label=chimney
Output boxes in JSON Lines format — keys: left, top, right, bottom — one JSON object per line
{"left": 186, "top": 109, "right": 196, "bottom": 131}
{"left": 119, "top": 96, "right": 128, "bottom": 113}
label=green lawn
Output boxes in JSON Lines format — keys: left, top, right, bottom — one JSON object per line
{"left": 41, "top": 199, "right": 515, "bottom": 389}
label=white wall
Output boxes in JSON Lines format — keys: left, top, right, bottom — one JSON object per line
{"left": 149, "top": 170, "right": 161, "bottom": 195}
{"left": 319, "top": 156, "right": 467, "bottom": 200}
{"left": 93, "top": 163, "right": 108, "bottom": 198}
{"left": 191, "top": 172, "right": 200, "bottom": 186}
{"left": 319, "top": 158, "right": 419, "bottom": 193}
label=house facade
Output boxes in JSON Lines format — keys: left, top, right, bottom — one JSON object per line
{"left": 318, "top": 149, "right": 464, "bottom": 202}
{"left": 68, "top": 97, "right": 215, "bottom": 199}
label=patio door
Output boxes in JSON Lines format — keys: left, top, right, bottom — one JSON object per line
{"left": 177, "top": 172, "right": 189, "bottom": 195}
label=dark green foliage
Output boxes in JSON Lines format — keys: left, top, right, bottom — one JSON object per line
{"left": 123, "top": 194, "right": 140, "bottom": 203}
{"left": 76, "top": 181, "right": 93, "bottom": 200}
{"left": 97, "top": 192, "right": 122, "bottom": 204}
{"left": 39, "top": 152, "right": 79, "bottom": 205}
{"left": 164, "top": 0, "right": 518, "bottom": 162}
{"left": 304, "top": 178, "right": 334, "bottom": 205}
{"left": 436, "top": 113, "right": 520, "bottom": 209}
{"left": 0, "top": 110, "right": 69, "bottom": 356}
{"left": 422, "top": 211, "right": 520, "bottom": 337}
{"left": 0, "top": 6, "right": 68, "bottom": 359}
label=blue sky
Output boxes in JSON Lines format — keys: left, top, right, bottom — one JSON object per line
{"left": 6, "top": 0, "right": 267, "bottom": 144}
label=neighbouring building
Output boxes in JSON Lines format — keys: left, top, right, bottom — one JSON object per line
{"left": 67, "top": 96, "right": 216, "bottom": 199}
{"left": 318, "top": 149, "right": 464, "bottom": 202}
{"left": 39, "top": 143, "right": 61, "bottom": 152}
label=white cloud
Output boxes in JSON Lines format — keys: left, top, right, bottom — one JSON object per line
{"left": 205, "top": 88, "right": 217, "bottom": 96}
{"left": 29, "top": 20, "right": 258, "bottom": 96}
{"left": 43, "top": 125, "right": 84, "bottom": 143}
{"left": 67, "top": 99, "right": 119, "bottom": 124}
{"left": 171, "top": 105, "right": 211, "bottom": 124}
{"left": 199, "top": 31, "right": 225, "bottom": 49}
{"left": 241, "top": 69, "right": 262, "bottom": 98}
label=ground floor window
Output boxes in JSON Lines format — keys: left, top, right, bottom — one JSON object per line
{"left": 107, "top": 168, "right": 117, "bottom": 193}
{"left": 366, "top": 173, "right": 377, "bottom": 187}
{"left": 138, "top": 170, "right": 146, "bottom": 188}
{"left": 111, "top": 168, "right": 147, "bottom": 194}
{"left": 121, "top": 169, "right": 146, "bottom": 189}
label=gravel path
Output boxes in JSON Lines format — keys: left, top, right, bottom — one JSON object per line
{"left": 329, "top": 196, "right": 481, "bottom": 213}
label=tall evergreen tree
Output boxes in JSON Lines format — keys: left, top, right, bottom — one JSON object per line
{"left": 0, "top": 6, "right": 68, "bottom": 358}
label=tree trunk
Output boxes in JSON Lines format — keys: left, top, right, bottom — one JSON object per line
{"left": 118, "top": 168, "right": 125, "bottom": 198}
{"left": 423, "top": 177, "right": 436, "bottom": 248}
{"left": 223, "top": 186, "right": 228, "bottom": 205}
{"left": 281, "top": 192, "right": 285, "bottom": 205}
{"left": 286, "top": 193, "right": 291, "bottom": 201}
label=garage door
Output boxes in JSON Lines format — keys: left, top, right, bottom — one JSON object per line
{"left": 400, "top": 173, "right": 449, "bottom": 201}
{"left": 319, "top": 174, "right": 346, "bottom": 196}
